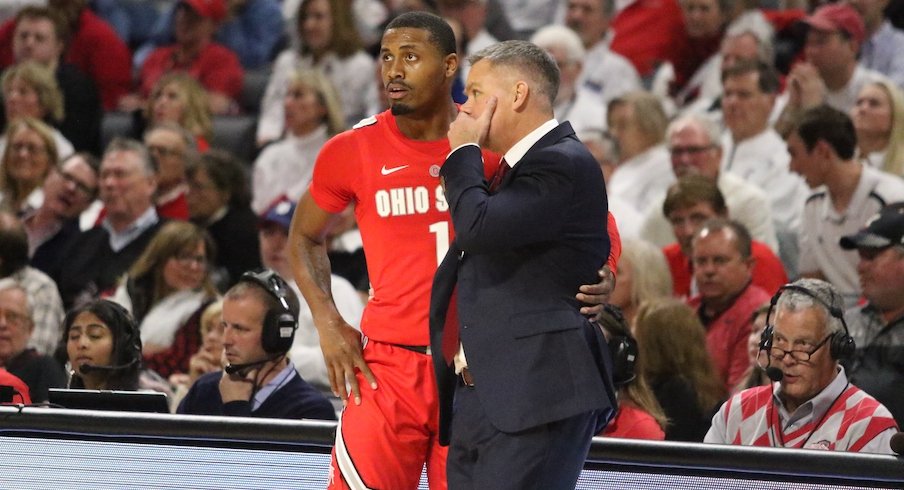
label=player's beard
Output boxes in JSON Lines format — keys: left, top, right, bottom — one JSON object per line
{"left": 390, "top": 103, "right": 414, "bottom": 116}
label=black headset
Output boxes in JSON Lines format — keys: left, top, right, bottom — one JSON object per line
{"left": 108, "top": 300, "right": 142, "bottom": 366}
{"left": 238, "top": 269, "right": 298, "bottom": 355}
{"left": 760, "top": 284, "right": 855, "bottom": 361}
{"left": 597, "top": 304, "right": 638, "bottom": 387}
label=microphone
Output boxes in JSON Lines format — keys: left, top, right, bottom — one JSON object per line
{"left": 224, "top": 358, "right": 270, "bottom": 376}
{"left": 765, "top": 366, "right": 784, "bottom": 382}
{"left": 891, "top": 432, "right": 904, "bottom": 456}
{"left": 78, "top": 358, "right": 139, "bottom": 375}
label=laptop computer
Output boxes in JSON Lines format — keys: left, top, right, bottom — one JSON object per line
{"left": 48, "top": 389, "right": 170, "bottom": 413}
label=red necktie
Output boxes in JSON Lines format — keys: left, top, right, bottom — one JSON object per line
{"left": 441, "top": 288, "right": 460, "bottom": 364}
{"left": 488, "top": 158, "right": 510, "bottom": 192}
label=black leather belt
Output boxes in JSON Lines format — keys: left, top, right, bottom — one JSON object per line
{"left": 460, "top": 367, "right": 475, "bottom": 387}
{"left": 394, "top": 344, "right": 431, "bottom": 355}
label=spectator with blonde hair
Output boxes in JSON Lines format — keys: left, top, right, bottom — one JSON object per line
{"left": 851, "top": 78, "right": 904, "bottom": 177}
{"left": 0, "top": 117, "right": 58, "bottom": 215}
{"left": 252, "top": 68, "right": 344, "bottom": 214}
{"left": 256, "top": 0, "right": 377, "bottom": 145}
{"left": 634, "top": 298, "right": 726, "bottom": 441}
{"left": 608, "top": 237, "right": 672, "bottom": 326}
{"left": 140, "top": 73, "right": 213, "bottom": 152}
{"left": 0, "top": 61, "right": 71, "bottom": 159}
{"left": 109, "top": 220, "right": 219, "bottom": 378}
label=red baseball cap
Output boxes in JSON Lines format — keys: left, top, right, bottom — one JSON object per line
{"left": 180, "top": 0, "right": 228, "bottom": 22}
{"left": 801, "top": 3, "right": 865, "bottom": 44}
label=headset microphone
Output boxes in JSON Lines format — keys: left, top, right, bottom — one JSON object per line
{"left": 78, "top": 358, "right": 139, "bottom": 375}
{"left": 224, "top": 358, "right": 271, "bottom": 376}
{"left": 765, "top": 366, "right": 783, "bottom": 382}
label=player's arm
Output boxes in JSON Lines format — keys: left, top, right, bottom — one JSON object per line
{"left": 578, "top": 211, "right": 620, "bottom": 317}
{"left": 288, "top": 192, "right": 376, "bottom": 406}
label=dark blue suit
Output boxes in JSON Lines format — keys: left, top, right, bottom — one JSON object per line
{"left": 430, "top": 122, "right": 617, "bottom": 489}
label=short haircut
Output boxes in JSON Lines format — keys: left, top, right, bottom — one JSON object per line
{"left": 15, "top": 6, "right": 68, "bottom": 44}
{"left": 721, "top": 59, "right": 780, "bottom": 94}
{"left": 791, "top": 105, "right": 857, "bottom": 160}
{"left": 0, "top": 212, "right": 28, "bottom": 276}
{"left": 667, "top": 113, "right": 722, "bottom": 147}
{"left": 186, "top": 149, "right": 250, "bottom": 208}
{"left": 103, "top": 137, "right": 156, "bottom": 175}
{"left": 662, "top": 174, "right": 728, "bottom": 218}
{"left": 607, "top": 90, "right": 668, "bottom": 143}
{"left": 725, "top": 11, "right": 774, "bottom": 64}
{"left": 469, "top": 40, "right": 560, "bottom": 107}
{"left": 695, "top": 218, "right": 753, "bottom": 259}
{"left": 225, "top": 276, "right": 301, "bottom": 324}
{"left": 385, "top": 11, "right": 457, "bottom": 57}
{"left": 1, "top": 61, "right": 64, "bottom": 122}
{"left": 530, "top": 25, "right": 585, "bottom": 64}
{"left": 775, "top": 278, "right": 845, "bottom": 337}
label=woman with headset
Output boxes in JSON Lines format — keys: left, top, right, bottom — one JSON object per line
{"left": 63, "top": 299, "right": 143, "bottom": 391}
{"left": 596, "top": 305, "right": 668, "bottom": 440}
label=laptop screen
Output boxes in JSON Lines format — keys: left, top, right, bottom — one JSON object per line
{"left": 47, "top": 389, "right": 169, "bottom": 413}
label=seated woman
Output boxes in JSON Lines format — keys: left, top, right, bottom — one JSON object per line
{"left": 608, "top": 238, "right": 673, "bottom": 326}
{"left": 0, "top": 117, "right": 58, "bottom": 216}
{"left": 633, "top": 298, "right": 726, "bottom": 441}
{"left": 64, "top": 299, "right": 142, "bottom": 391}
{"left": 109, "top": 221, "right": 219, "bottom": 378}
{"left": 597, "top": 305, "right": 667, "bottom": 440}
{"left": 168, "top": 299, "right": 224, "bottom": 410}
{"left": 251, "top": 68, "right": 344, "bottom": 214}
{"left": 850, "top": 79, "right": 904, "bottom": 177}
{"left": 256, "top": 0, "right": 377, "bottom": 145}
{"left": 0, "top": 61, "right": 73, "bottom": 159}
{"left": 134, "top": 72, "right": 213, "bottom": 152}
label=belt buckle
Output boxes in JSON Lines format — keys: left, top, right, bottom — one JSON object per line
{"left": 460, "top": 367, "right": 475, "bottom": 387}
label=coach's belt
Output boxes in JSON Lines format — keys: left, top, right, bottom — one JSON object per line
{"left": 394, "top": 344, "right": 431, "bottom": 355}
{"left": 460, "top": 367, "right": 475, "bottom": 387}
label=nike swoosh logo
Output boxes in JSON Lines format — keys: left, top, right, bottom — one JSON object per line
{"left": 381, "top": 165, "right": 409, "bottom": 175}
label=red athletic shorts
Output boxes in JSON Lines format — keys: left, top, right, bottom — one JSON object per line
{"left": 328, "top": 340, "right": 446, "bottom": 489}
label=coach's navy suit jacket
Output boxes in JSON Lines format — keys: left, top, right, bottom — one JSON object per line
{"left": 430, "top": 121, "right": 617, "bottom": 445}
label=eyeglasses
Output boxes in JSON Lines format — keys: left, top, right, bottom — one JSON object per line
{"left": 60, "top": 171, "right": 96, "bottom": 198}
{"left": 174, "top": 253, "right": 207, "bottom": 267}
{"left": 669, "top": 145, "right": 715, "bottom": 157}
{"left": 148, "top": 145, "right": 183, "bottom": 159}
{"left": 769, "top": 334, "right": 832, "bottom": 363}
{"left": 10, "top": 142, "right": 46, "bottom": 155}
{"left": 0, "top": 308, "right": 29, "bottom": 328}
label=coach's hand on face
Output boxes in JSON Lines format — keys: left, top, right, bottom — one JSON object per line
{"left": 448, "top": 96, "right": 496, "bottom": 149}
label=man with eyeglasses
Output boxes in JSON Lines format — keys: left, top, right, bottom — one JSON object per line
{"left": 705, "top": 278, "right": 898, "bottom": 454}
{"left": 840, "top": 203, "right": 904, "bottom": 428}
{"left": 688, "top": 218, "right": 771, "bottom": 392}
{"left": 144, "top": 123, "right": 195, "bottom": 221}
{"left": 25, "top": 152, "right": 99, "bottom": 277}
{"left": 51, "top": 138, "right": 165, "bottom": 309}
{"left": 638, "top": 113, "right": 778, "bottom": 252}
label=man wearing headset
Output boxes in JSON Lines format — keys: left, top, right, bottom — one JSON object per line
{"left": 177, "top": 269, "right": 336, "bottom": 420}
{"left": 704, "top": 278, "right": 898, "bottom": 453}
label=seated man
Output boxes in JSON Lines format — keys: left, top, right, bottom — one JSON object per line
{"left": 662, "top": 175, "right": 787, "bottom": 300}
{"left": 177, "top": 268, "right": 336, "bottom": 420}
{"left": 840, "top": 203, "right": 904, "bottom": 428}
{"left": 688, "top": 218, "right": 771, "bottom": 391}
{"left": 0, "top": 282, "right": 65, "bottom": 403}
{"left": 705, "top": 278, "right": 899, "bottom": 454}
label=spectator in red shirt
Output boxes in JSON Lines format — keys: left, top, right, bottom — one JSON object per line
{"left": 662, "top": 175, "right": 788, "bottom": 300}
{"left": 0, "top": 0, "right": 131, "bottom": 111}
{"left": 129, "top": 0, "right": 243, "bottom": 116}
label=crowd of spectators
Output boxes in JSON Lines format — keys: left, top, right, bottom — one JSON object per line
{"left": 0, "top": 0, "right": 900, "bottom": 457}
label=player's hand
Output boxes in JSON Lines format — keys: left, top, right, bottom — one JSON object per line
{"left": 577, "top": 265, "right": 616, "bottom": 317}
{"left": 319, "top": 319, "right": 377, "bottom": 406}
{"left": 448, "top": 96, "right": 496, "bottom": 149}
